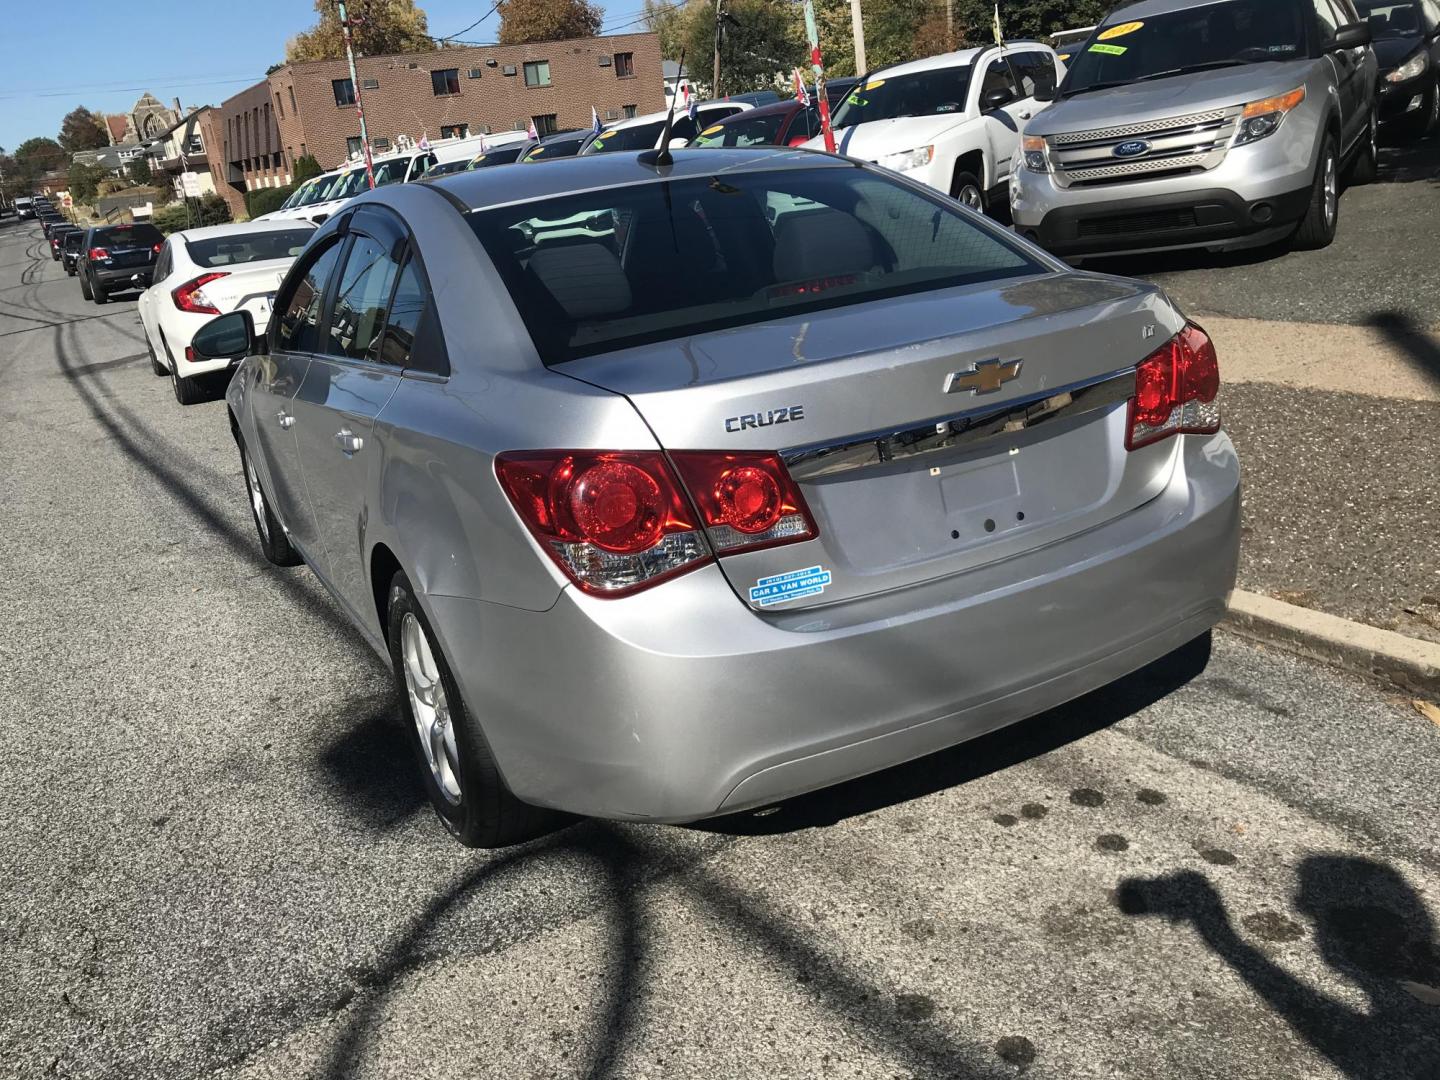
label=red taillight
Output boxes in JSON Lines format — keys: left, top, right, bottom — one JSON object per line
{"left": 152, "top": 242, "right": 163, "bottom": 253}
{"left": 1125, "top": 322, "right": 1221, "bottom": 451}
{"left": 172, "top": 271, "right": 229, "bottom": 315}
{"left": 495, "top": 451, "right": 710, "bottom": 596}
{"left": 496, "top": 449, "right": 819, "bottom": 596}
{"left": 88, "top": 247, "right": 109, "bottom": 261}
{"left": 670, "top": 451, "right": 818, "bottom": 556}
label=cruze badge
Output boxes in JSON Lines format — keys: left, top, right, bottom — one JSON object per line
{"left": 725, "top": 405, "right": 805, "bottom": 433}
{"left": 944, "top": 358, "right": 1023, "bottom": 396}
{"left": 1114, "top": 139, "right": 1151, "bottom": 158}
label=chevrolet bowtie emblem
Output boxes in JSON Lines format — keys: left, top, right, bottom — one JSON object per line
{"left": 944, "top": 357, "right": 1023, "bottom": 395}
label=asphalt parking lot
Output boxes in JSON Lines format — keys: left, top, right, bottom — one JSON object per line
{"left": 1, "top": 169, "right": 1438, "bottom": 1080}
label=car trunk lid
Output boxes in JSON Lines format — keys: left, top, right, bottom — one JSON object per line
{"left": 561, "top": 271, "right": 1187, "bottom": 611}
{"left": 196, "top": 259, "right": 294, "bottom": 330}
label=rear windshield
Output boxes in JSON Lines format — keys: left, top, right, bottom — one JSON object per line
{"left": 522, "top": 135, "right": 587, "bottom": 161}
{"left": 469, "top": 146, "right": 525, "bottom": 168}
{"left": 468, "top": 165, "right": 1044, "bottom": 365}
{"left": 693, "top": 111, "right": 791, "bottom": 147}
{"left": 63, "top": 232, "right": 85, "bottom": 249}
{"left": 184, "top": 229, "right": 313, "bottom": 268}
{"left": 1062, "top": 0, "right": 1308, "bottom": 94}
{"left": 832, "top": 68, "right": 975, "bottom": 127}
{"left": 585, "top": 120, "right": 665, "bottom": 153}
{"left": 95, "top": 224, "right": 163, "bottom": 248}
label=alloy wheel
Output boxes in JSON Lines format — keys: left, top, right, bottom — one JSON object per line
{"left": 401, "top": 612, "right": 462, "bottom": 805}
{"left": 244, "top": 452, "right": 270, "bottom": 545}
{"left": 957, "top": 184, "right": 983, "bottom": 210}
{"left": 1323, "top": 153, "right": 1337, "bottom": 230}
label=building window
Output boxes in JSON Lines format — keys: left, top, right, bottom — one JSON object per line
{"left": 623, "top": 104, "right": 638, "bottom": 118}
{"left": 615, "top": 52, "right": 634, "bottom": 78}
{"left": 440, "top": 123, "right": 468, "bottom": 139}
{"left": 288, "top": 86, "right": 298, "bottom": 113}
{"left": 347, "top": 136, "right": 364, "bottom": 158}
{"left": 333, "top": 78, "right": 355, "bottom": 107}
{"left": 531, "top": 114, "right": 558, "bottom": 136}
{"left": 523, "top": 61, "right": 551, "bottom": 87}
{"left": 431, "top": 68, "right": 460, "bottom": 96}
{"left": 275, "top": 93, "right": 284, "bottom": 119}
{"left": 273, "top": 151, "right": 283, "bottom": 168}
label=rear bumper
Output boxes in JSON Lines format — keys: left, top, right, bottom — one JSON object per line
{"left": 1014, "top": 185, "right": 1310, "bottom": 258}
{"left": 429, "top": 431, "right": 1241, "bottom": 822}
{"left": 91, "top": 265, "right": 153, "bottom": 288}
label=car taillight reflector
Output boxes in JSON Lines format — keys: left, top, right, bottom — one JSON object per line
{"left": 1126, "top": 322, "right": 1221, "bottom": 450}
{"left": 152, "top": 242, "right": 164, "bottom": 253}
{"left": 495, "top": 450, "right": 710, "bottom": 596}
{"left": 670, "top": 451, "right": 818, "bottom": 556}
{"left": 172, "top": 272, "right": 229, "bottom": 315}
{"left": 88, "top": 247, "right": 109, "bottom": 260}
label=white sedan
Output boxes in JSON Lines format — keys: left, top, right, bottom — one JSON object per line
{"left": 138, "top": 219, "right": 316, "bottom": 404}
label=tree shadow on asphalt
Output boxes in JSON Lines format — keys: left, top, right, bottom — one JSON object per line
{"left": 694, "top": 632, "right": 1214, "bottom": 837}
{"left": 1117, "top": 857, "right": 1440, "bottom": 1080}
{"left": 1367, "top": 309, "right": 1440, "bottom": 390}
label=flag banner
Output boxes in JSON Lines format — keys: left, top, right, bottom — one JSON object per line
{"left": 793, "top": 68, "right": 811, "bottom": 106}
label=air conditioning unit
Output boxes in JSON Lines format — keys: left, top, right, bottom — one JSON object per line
{"left": 513, "top": 120, "right": 527, "bottom": 131}
{"left": 502, "top": 64, "right": 517, "bottom": 76}
{"left": 407, "top": 62, "right": 419, "bottom": 69}
{"left": 468, "top": 68, "right": 483, "bottom": 79}
{"left": 604, "top": 109, "right": 619, "bottom": 120}
{"left": 478, "top": 124, "right": 492, "bottom": 134}
{"left": 598, "top": 55, "right": 612, "bottom": 66}
{"left": 362, "top": 78, "right": 379, "bottom": 89}
{"left": 373, "top": 137, "right": 391, "bottom": 151}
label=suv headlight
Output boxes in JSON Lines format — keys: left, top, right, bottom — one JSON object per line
{"left": 1022, "top": 135, "right": 1048, "bottom": 172}
{"left": 1234, "top": 87, "right": 1306, "bottom": 146}
{"left": 1387, "top": 51, "right": 1429, "bottom": 83}
{"left": 878, "top": 146, "right": 934, "bottom": 173}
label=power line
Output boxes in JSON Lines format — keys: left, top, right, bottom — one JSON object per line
{"left": 0, "top": 77, "right": 262, "bottom": 102}
{"left": 434, "top": 1, "right": 504, "bottom": 43}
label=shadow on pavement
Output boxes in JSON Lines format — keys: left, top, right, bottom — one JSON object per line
{"left": 1368, "top": 309, "right": 1440, "bottom": 389}
{"left": 695, "top": 631, "right": 1213, "bottom": 837}
{"left": 1117, "top": 857, "right": 1440, "bottom": 1079}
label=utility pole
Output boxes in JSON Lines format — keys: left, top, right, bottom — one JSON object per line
{"left": 946, "top": 0, "right": 954, "bottom": 46}
{"left": 801, "top": 0, "right": 836, "bottom": 152}
{"left": 337, "top": 0, "right": 376, "bottom": 190}
{"left": 712, "top": 0, "right": 724, "bottom": 99}
{"left": 849, "top": 0, "right": 866, "bottom": 75}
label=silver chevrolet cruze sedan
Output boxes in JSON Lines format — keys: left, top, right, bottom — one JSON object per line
{"left": 194, "top": 148, "right": 1240, "bottom": 847}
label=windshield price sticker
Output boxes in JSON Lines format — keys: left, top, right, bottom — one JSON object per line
{"left": 1089, "top": 43, "right": 1128, "bottom": 55}
{"left": 1098, "top": 21, "right": 1144, "bottom": 40}
{"left": 749, "top": 566, "right": 832, "bottom": 607}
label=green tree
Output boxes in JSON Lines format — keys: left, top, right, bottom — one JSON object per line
{"left": 14, "top": 137, "right": 66, "bottom": 181}
{"left": 67, "top": 161, "right": 108, "bottom": 204}
{"left": 127, "top": 156, "right": 154, "bottom": 186}
{"left": 497, "top": 0, "right": 603, "bottom": 45}
{"left": 286, "top": 0, "right": 435, "bottom": 63}
{"left": 676, "top": 0, "right": 801, "bottom": 94}
{"left": 57, "top": 107, "right": 110, "bottom": 153}
{"left": 293, "top": 153, "right": 323, "bottom": 182}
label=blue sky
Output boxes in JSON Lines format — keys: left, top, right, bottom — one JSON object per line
{"left": 0, "top": 0, "right": 651, "bottom": 153}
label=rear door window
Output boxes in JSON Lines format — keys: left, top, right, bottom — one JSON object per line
{"left": 326, "top": 233, "right": 402, "bottom": 362}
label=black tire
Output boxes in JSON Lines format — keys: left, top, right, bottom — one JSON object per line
{"left": 387, "top": 571, "right": 554, "bottom": 848}
{"left": 93, "top": 281, "right": 108, "bottom": 304}
{"left": 163, "top": 335, "right": 207, "bottom": 404}
{"left": 79, "top": 271, "right": 92, "bottom": 300}
{"left": 65, "top": 264, "right": 75, "bottom": 277}
{"left": 146, "top": 335, "right": 167, "bottom": 376}
{"left": 1346, "top": 110, "right": 1378, "bottom": 186}
{"left": 1291, "top": 134, "right": 1339, "bottom": 251}
{"left": 950, "top": 169, "right": 986, "bottom": 214}
{"left": 239, "top": 436, "right": 302, "bottom": 567}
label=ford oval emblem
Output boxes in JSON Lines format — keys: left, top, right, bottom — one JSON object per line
{"left": 1113, "top": 139, "right": 1151, "bottom": 158}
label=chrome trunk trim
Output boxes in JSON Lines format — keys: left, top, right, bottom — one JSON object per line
{"left": 783, "top": 369, "right": 1136, "bottom": 481}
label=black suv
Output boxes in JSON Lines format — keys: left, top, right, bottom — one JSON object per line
{"left": 61, "top": 230, "right": 84, "bottom": 275}
{"left": 78, "top": 222, "right": 164, "bottom": 304}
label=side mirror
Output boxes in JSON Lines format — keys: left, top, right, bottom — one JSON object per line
{"left": 191, "top": 309, "right": 265, "bottom": 361}
{"left": 1032, "top": 83, "right": 1055, "bottom": 103}
{"left": 982, "top": 86, "right": 1014, "bottom": 111}
{"left": 1330, "top": 22, "right": 1371, "bottom": 49}
{"left": 668, "top": 137, "right": 690, "bottom": 149}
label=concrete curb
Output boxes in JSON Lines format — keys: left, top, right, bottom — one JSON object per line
{"left": 1224, "top": 590, "right": 1440, "bottom": 696}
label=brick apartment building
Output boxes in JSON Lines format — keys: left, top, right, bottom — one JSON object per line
{"left": 206, "top": 32, "right": 663, "bottom": 216}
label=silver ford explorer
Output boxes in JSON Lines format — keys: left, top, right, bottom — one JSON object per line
{"left": 199, "top": 149, "right": 1240, "bottom": 847}
{"left": 1012, "top": 0, "right": 1378, "bottom": 258}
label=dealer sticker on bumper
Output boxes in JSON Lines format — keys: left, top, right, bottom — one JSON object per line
{"left": 749, "top": 565, "right": 832, "bottom": 607}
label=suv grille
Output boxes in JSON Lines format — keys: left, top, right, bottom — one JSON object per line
{"left": 1076, "top": 208, "right": 1199, "bottom": 238}
{"left": 1045, "top": 107, "right": 1243, "bottom": 188}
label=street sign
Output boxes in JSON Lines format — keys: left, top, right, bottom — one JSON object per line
{"left": 61, "top": 193, "right": 73, "bottom": 208}
{"left": 180, "top": 172, "right": 202, "bottom": 198}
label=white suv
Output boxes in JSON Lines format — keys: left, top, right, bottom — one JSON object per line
{"left": 805, "top": 44, "right": 1065, "bottom": 213}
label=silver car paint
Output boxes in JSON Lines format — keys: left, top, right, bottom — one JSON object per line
{"left": 227, "top": 149, "right": 1240, "bottom": 822}
{"left": 1012, "top": 0, "right": 1378, "bottom": 255}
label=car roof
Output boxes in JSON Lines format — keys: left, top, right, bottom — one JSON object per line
{"left": 428, "top": 147, "right": 850, "bottom": 211}
{"left": 868, "top": 47, "right": 986, "bottom": 79}
{"left": 605, "top": 100, "right": 752, "bottom": 131}
{"left": 172, "top": 218, "right": 318, "bottom": 244}
{"left": 1101, "top": 0, "right": 1227, "bottom": 20}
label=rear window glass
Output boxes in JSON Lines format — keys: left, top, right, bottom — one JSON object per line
{"left": 468, "top": 165, "right": 1043, "bottom": 365}
{"left": 693, "top": 112, "right": 788, "bottom": 147}
{"left": 586, "top": 120, "right": 666, "bottom": 153}
{"left": 63, "top": 232, "right": 85, "bottom": 249}
{"left": 184, "top": 229, "right": 313, "bottom": 268}
{"left": 96, "top": 224, "right": 163, "bottom": 247}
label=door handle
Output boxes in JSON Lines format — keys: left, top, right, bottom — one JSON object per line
{"left": 334, "top": 429, "right": 364, "bottom": 455}
{"left": 277, "top": 410, "right": 295, "bottom": 429}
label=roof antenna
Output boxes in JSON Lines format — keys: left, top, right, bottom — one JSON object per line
{"left": 641, "top": 48, "right": 685, "bottom": 168}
